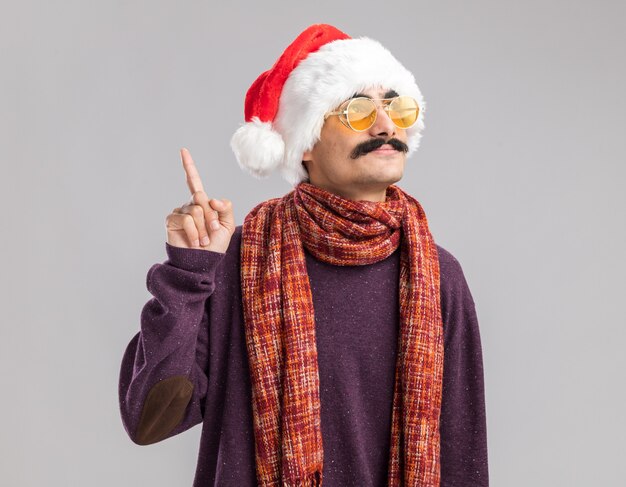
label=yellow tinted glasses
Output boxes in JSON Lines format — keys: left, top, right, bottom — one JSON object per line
{"left": 324, "top": 95, "right": 420, "bottom": 132}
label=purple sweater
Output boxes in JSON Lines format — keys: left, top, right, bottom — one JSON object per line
{"left": 118, "top": 224, "right": 489, "bottom": 486}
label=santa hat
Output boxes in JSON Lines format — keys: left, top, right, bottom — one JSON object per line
{"left": 230, "top": 24, "right": 426, "bottom": 187}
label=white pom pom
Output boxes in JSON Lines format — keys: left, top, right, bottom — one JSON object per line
{"left": 230, "top": 117, "right": 285, "bottom": 179}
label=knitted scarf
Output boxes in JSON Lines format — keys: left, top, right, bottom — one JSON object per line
{"left": 240, "top": 181, "right": 444, "bottom": 486}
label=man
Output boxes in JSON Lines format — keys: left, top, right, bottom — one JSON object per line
{"left": 118, "top": 24, "right": 489, "bottom": 487}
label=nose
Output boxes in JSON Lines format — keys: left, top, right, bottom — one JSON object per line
{"left": 367, "top": 103, "right": 396, "bottom": 138}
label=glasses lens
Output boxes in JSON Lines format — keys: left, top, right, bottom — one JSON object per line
{"left": 388, "top": 96, "right": 419, "bottom": 128}
{"left": 346, "top": 98, "right": 377, "bottom": 131}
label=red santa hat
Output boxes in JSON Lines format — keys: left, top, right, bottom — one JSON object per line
{"left": 230, "top": 24, "right": 426, "bottom": 187}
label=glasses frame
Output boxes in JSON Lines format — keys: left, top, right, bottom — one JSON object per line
{"left": 324, "top": 95, "right": 420, "bottom": 132}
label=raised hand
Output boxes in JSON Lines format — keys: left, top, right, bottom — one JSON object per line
{"left": 165, "top": 148, "right": 235, "bottom": 253}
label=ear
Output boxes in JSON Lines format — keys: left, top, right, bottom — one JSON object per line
{"left": 302, "top": 149, "right": 313, "bottom": 161}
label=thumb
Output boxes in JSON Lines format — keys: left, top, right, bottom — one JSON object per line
{"left": 209, "top": 198, "right": 235, "bottom": 227}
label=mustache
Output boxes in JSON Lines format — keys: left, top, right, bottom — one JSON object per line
{"left": 349, "top": 137, "right": 409, "bottom": 159}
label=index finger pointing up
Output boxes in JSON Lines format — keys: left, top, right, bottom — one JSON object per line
{"left": 180, "top": 147, "right": 205, "bottom": 195}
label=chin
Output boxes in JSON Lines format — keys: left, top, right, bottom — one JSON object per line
{"left": 359, "top": 170, "right": 403, "bottom": 187}
{"left": 369, "top": 156, "right": 405, "bottom": 175}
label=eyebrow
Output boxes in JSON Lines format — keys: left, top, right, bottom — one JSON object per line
{"left": 351, "top": 89, "right": 399, "bottom": 99}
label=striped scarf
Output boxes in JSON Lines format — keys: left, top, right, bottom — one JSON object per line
{"left": 240, "top": 181, "right": 444, "bottom": 486}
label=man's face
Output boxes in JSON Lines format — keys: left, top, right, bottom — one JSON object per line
{"left": 302, "top": 86, "right": 409, "bottom": 202}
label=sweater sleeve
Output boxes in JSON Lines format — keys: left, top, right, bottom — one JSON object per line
{"left": 438, "top": 247, "right": 489, "bottom": 487}
{"left": 118, "top": 242, "right": 226, "bottom": 445}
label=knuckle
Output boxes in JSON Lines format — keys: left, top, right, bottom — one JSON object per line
{"left": 165, "top": 213, "right": 178, "bottom": 225}
{"left": 192, "top": 190, "right": 207, "bottom": 202}
{"left": 190, "top": 205, "right": 204, "bottom": 218}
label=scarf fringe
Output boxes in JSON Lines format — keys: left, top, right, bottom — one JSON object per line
{"left": 283, "top": 470, "right": 321, "bottom": 487}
